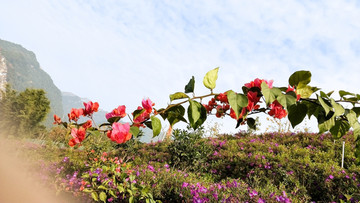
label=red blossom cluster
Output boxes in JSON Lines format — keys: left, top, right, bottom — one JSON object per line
{"left": 54, "top": 98, "right": 156, "bottom": 147}
{"left": 203, "top": 93, "right": 230, "bottom": 118}
{"left": 203, "top": 78, "right": 289, "bottom": 124}
{"left": 133, "top": 98, "right": 155, "bottom": 127}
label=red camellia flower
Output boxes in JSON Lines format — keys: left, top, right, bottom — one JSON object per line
{"left": 83, "top": 101, "right": 99, "bottom": 116}
{"left": 68, "top": 127, "right": 86, "bottom": 147}
{"left": 107, "top": 122, "right": 132, "bottom": 144}
{"left": 82, "top": 120, "right": 92, "bottom": 129}
{"left": 268, "top": 100, "right": 287, "bottom": 119}
{"left": 53, "top": 114, "right": 62, "bottom": 124}
{"left": 106, "top": 105, "right": 127, "bottom": 120}
{"left": 68, "top": 108, "right": 84, "bottom": 121}
{"left": 142, "top": 98, "right": 155, "bottom": 113}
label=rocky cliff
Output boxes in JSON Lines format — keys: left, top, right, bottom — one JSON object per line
{"left": 0, "top": 39, "right": 63, "bottom": 127}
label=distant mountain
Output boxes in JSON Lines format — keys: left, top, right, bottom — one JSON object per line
{"left": 62, "top": 91, "right": 108, "bottom": 124}
{"left": 0, "top": 39, "right": 63, "bottom": 127}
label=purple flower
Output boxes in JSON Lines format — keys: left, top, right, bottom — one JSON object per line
{"left": 62, "top": 157, "right": 69, "bottom": 162}
{"left": 182, "top": 182, "right": 189, "bottom": 188}
{"left": 164, "top": 164, "right": 169, "bottom": 169}
{"left": 249, "top": 190, "right": 258, "bottom": 198}
{"left": 147, "top": 165, "right": 155, "bottom": 172}
{"left": 329, "top": 175, "right": 334, "bottom": 179}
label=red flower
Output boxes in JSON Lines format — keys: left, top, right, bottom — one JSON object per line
{"left": 107, "top": 122, "right": 132, "bottom": 144}
{"left": 68, "top": 108, "right": 84, "bottom": 121}
{"left": 106, "top": 105, "right": 127, "bottom": 120}
{"left": 142, "top": 98, "right": 155, "bottom": 113}
{"left": 83, "top": 101, "right": 99, "bottom": 116}
{"left": 216, "top": 93, "right": 228, "bottom": 103}
{"left": 133, "top": 106, "right": 150, "bottom": 127}
{"left": 68, "top": 127, "right": 86, "bottom": 147}
{"left": 268, "top": 100, "right": 287, "bottom": 119}
{"left": 53, "top": 114, "right": 62, "bottom": 124}
{"left": 286, "top": 85, "right": 301, "bottom": 101}
{"left": 247, "top": 91, "right": 261, "bottom": 111}
{"left": 245, "top": 78, "right": 273, "bottom": 89}
{"left": 82, "top": 120, "right": 92, "bottom": 129}
{"left": 230, "top": 108, "right": 246, "bottom": 120}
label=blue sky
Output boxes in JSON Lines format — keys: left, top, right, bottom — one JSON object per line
{"left": 1, "top": 0, "right": 360, "bottom": 134}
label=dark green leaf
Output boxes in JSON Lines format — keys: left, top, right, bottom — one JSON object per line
{"left": 288, "top": 70, "right": 312, "bottom": 87}
{"left": 288, "top": 103, "right": 308, "bottom": 128}
{"left": 339, "top": 90, "right": 355, "bottom": 98}
{"left": 184, "top": 76, "right": 195, "bottom": 93}
{"left": 247, "top": 117, "right": 256, "bottom": 130}
{"left": 330, "top": 119, "right": 350, "bottom": 139}
{"left": 107, "top": 116, "right": 121, "bottom": 124}
{"left": 318, "top": 95, "right": 332, "bottom": 116}
{"left": 203, "top": 67, "right": 219, "bottom": 91}
{"left": 318, "top": 115, "right": 335, "bottom": 134}
{"left": 144, "top": 121, "right": 152, "bottom": 129}
{"left": 133, "top": 109, "right": 145, "bottom": 120}
{"left": 187, "top": 100, "right": 207, "bottom": 130}
{"left": 169, "top": 92, "right": 189, "bottom": 101}
{"left": 151, "top": 116, "right": 162, "bottom": 137}
{"left": 352, "top": 107, "right": 360, "bottom": 117}
{"left": 162, "top": 105, "right": 187, "bottom": 126}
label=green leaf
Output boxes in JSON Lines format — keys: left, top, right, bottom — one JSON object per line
{"left": 318, "top": 115, "right": 335, "bottom": 134}
{"left": 129, "top": 196, "right": 134, "bottom": 203}
{"left": 150, "top": 116, "right": 161, "bottom": 137}
{"left": 227, "top": 90, "right": 248, "bottom": 119}
{"left": 288, "top": 103, "right": 308, "bottom": 128}
{"left": 247, "top": 117, "right": 256, "bottom": 130}
{"left": 133, "top": 109, "right": 145, "bottom": 120}
{"left": 185, "top": 76, "right": 195, "bottom": 93}
{"left": 169, "top": 92, "right": 189, "bottom": 101}
{"left": 87, "top": 130, "right": 101, "bottom": 137}
{"left": 339, "top": 90, "right": 355, "bottom": 98}
{"left": 161, "top": 105, "right": 187, "bottom": 126}
{"left": 107, "top": 116, "right": 121, "bottom": 124}
{"left": 352, "top": 107, "right": 360, "bottom": 117}
{"left": 261, "top": 82, "right": 282, "bottom": 105}
{"left": 129, "top": 126, "right": 140, "bottom": 137}
{"left": 288, "top": 70, "right": 312, "bottom": 87}
{"left": 203, "top": 67, "right": 219, "bottom": 91}
{"left": 296, "top": 84, "right": 314, "bottom": 98}
{"left": 330, "top": 119, "right": 350, "bottom": 139}
{"left": 187, "top": 100, "right": 207, "bottom": 130}
{"left": 277, "top": 93, "right": 297, "bottom": 110}
{"left": 99, "top": 192, "right": 107, "bottom": 203}
{"left": 91, "top": 192, "right": 99, "bottom": 201}
{"left": 330, "top": 99, "right": 345, "bottom": 117}
{"left": 318, "top": 95, "right": 332, "bottom": 116}
{"left": 98, "top": 185, "right": 107, "bottom": 190}
{"left": 327, "top": 91, "right": 334, "bottom": 97}
{"left": 346, "top": 110, "right": 360, "bottom": 140}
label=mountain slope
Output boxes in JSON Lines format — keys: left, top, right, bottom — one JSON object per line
{"left": 0, "top": 39, "right": 63, "bottom": 127}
